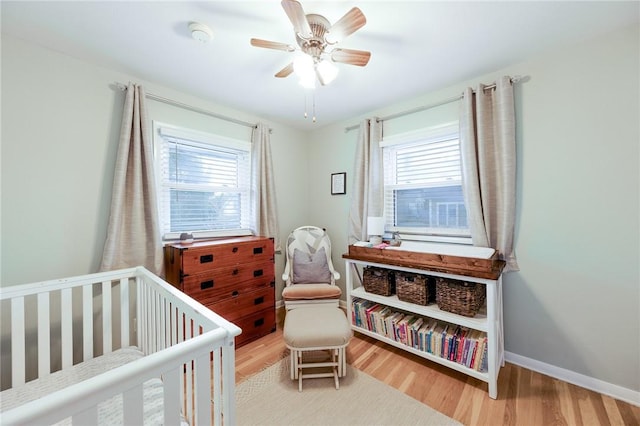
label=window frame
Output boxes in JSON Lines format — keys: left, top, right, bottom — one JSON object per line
{"left": 381, "top": 122, "right": 472, "bottom": 245}
{"left": 152, "top": 121, "right": 253, "bottom": 241}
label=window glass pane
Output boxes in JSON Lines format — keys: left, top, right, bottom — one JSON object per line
{"left": 394, "top": 185, "right": 467, "bottom": 229}
{"left": 169, "top": 190, "right": 241, "bottom": 232}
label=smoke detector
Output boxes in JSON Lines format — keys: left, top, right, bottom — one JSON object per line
{"left": 189, "top": 22, "right": 213, "bottom": 43}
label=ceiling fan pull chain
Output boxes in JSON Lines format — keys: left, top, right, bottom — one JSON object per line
{"left": 304, "top": 92, "right": 308, "bottom": 119}
{"left": 312, "top": 93, "right": 316, "bottom": 123}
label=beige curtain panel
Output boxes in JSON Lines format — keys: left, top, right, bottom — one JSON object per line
{"left": 251, "top": 122, "right": 280, "bottom": 251}
{"left": 348, "top": 118, "right": 383, "bottom": 244}
{"left": 100, "top": 83, "right": 163, "bottom": 275}
{"left": 460, "top": 76, "right": 519, "bottom": 271}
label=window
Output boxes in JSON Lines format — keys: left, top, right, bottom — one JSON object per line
{"left": 154, "top": 123, "right": 252, "bottom": 239}
{"left": 382, "top": 123, "right": 470, "bottom": 242}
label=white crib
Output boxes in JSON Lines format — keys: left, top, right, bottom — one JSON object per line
{"left": 0, "top": 266, "right": 241, "bottom": 425}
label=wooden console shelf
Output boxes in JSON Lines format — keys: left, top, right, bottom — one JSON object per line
{"left": 343, "top": 246, "right": 505, "bottom": 399}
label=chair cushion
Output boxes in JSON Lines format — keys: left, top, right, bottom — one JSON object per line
{"left": 292, "top": 247, "right": 331, "bottom": 284}
{"left": 282, "top": 283, "right": 342, "bottom": 300}
{"left": 284, "top": 307, "right": 352, "bottom": 348}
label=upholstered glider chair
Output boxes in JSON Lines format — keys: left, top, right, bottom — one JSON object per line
{"left": 281, "top": 226, "right": 342, "bottom": 309}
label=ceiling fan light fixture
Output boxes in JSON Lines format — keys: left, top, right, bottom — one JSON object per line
{"left": 293, "top": 55, "right": 314, "bottom": 77}
{"left": 316, "top": 60, "right": 338, "bottom": 85}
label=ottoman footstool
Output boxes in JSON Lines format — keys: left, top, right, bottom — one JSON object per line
{"left": 283, "top": 307, "right": 352, "bottom": 391}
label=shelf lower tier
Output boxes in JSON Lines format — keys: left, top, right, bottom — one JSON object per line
{"left": 351, "top": 286, "right": 488, "bottom": 332}
{"left": 352, "top": 325, "right": 490, "bottom": 383}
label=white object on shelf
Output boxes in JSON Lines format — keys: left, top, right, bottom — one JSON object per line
{"left": 344, "top": 258, "right": 504, "bottom": 399}
{"left": 384, "top": 241, "right": 495, "bottom": 258}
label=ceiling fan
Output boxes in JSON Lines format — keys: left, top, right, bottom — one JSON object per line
{"left": 250, "top": 0, "right": 371, "bottom": 87}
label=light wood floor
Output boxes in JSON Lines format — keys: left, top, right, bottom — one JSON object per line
{"left": 235, "top": 312, "right": 640, "bottom": 426}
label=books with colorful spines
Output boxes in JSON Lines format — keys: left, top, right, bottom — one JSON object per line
{"left": 387, "top": 312, "right": 404, "bottom": 341}
{"left": 425, "top": 320, "right": 438, "bottom": 354}
{"left": 439, "top": 323, "right": 450, "bottom": 358}
{"left": 461, "top": 329, "right": 479, "bottom": 366}
{"left": 419, "top": 320, "right": 429, "bottom": 352}
{"left": 446, "top": 326, "right": 459, "bottom": 361}
{"left": 463, "top": 330, "right": 481, "bottom": 368}
{"left": 399, "top": 315, "right": 414, "bottom": 345}
{"left": 473, "top": 336, "right": 487, "bottom": 371}
{"left": 377, "top": 306, "right": 392, "bottom": 337}
{"left": 456, "top": 327, "right": 469, "bottom": 364}
{"left": 409, "top": 317, "right": 423, "bottom": 349}
{"left": 471, "top": 336, "right": 483, "bottom": 370}
{"left": 365, "top": 303, "right": 382, "bottom": 332}
{"left": 479, "top": 338, "right": 489, "bottom": 372}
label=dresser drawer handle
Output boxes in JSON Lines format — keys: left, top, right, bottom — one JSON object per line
{"left": 200, "top": 254, "right": 213, "bottom": 263}
{"left": 200, "top": 280, "right": 214, "bottom": 290}
{"left": 232, "top": 290, "right": 239, "bottom": 297}
{"left": 254, "top": 296, "right": 264, "bottom": 305}
{"left": 253, "top": 247, "right": 263, "bottom": 255}
{"left": 254, "top": 318, "right": 264, "bottom": 327}
{"left": 232, "top": 247, "right": 238, "bottom": 253}
{"left": 232, "top": 269, "right": 239, "bottom": 275}
{"left": 253, "top": 269, "right": 263, "bottom": 277}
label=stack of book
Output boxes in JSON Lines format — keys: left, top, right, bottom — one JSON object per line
{"left": 351, "top": 297, "right": 488, "bottom": 372}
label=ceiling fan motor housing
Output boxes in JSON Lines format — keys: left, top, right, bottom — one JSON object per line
{"left": 296, "top": 14, "right": 331, "bottom": 60}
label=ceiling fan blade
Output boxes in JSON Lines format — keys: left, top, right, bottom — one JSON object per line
{"left": 326, "top": 7, "right": 366, "bottom": 44}
{"left": 250, "top": 38, "right": 295, "bottom": 52}
{"left": 331, "top": 48, "right": 371, "bottom": 67}
{"left": 281, "top": 0, "right": 312, "bottom": 38}
{"left": 275, "top": 62, "right": 294, "bottom": 78}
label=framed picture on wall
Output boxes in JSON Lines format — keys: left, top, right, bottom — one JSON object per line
{"left": 331, "top": 172, "right": 346, "bottom": 195}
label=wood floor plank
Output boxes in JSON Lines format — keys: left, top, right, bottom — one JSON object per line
{"left": 234, "top": 312, "right": 640, "bottom": 425}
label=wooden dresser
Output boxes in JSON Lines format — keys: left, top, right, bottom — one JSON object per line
{"left": 164, "top": 236, "right": 276, "bottom": 347}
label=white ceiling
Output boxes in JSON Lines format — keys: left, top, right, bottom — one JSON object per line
{"left": 2, "top": 1, "right": 638, "bottom": 130}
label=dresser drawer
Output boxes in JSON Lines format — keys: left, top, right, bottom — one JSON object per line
{"left": 207, "top": 286, "right": 275, "bottom": 323}
{"left": 182, "top": 261, "right": 274, "bottom": 298}
{"left": 179, "top": 239, "right": 274, "bottom": 275}
{"left": 233, "top": 309, "right": 276, "bottom": 347}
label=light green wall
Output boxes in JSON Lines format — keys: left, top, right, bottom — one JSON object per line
{"left": 2, "top": 24, "right": 638, "bottom": 394}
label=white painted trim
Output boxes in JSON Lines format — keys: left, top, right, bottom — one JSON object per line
{"left": 505, "top": 351, "right": 640, "bottom": 407}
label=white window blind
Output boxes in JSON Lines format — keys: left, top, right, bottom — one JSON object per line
{"left": 155, "top": 124, "right": 251, "bottom": 238}
{"left": 382, "top": 124, "right": 470, "bottom": 240}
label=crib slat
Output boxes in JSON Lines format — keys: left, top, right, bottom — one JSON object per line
{"left": 102, "top": 280, "right": 112, "bottom": 353}
{"left": 120, "top": 278, "right": 129, "bottom": 347}
{"left": 37, "top": 292, "right": 51, "bottom": 377}
{"left": 61, "top": 288, "right": 73, "bottom": 368}
{"left": 195, "top": 352, "right": 212, "bottom": 425}
{"left": 123, "top": 384, "right": 144, "bottom": 425}
{"left": 163, "top": 368, "right": 181, "bottom": 426}
{"left": 11, "top": 296, "right": 26, "bottom": 386}
{"left": 212, "top": 347, "right": 222, "bottom": 425}
{"left": 83, "top": 285, "right": 93, "bottom": 360}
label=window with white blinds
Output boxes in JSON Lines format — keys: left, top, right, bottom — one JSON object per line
{"left": 382, "top": 123, "right": 470, "bottom": 241}
{"left": 154, "top": 123, "right": 251, "bottom": 239}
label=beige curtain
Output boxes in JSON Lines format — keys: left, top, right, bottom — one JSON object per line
{"left": 100, "top": 83, "right": 163, "bottom": 275}
{"left": 348, "top": 118, "right": 383, "bottom": 244}
{"left": 460, "top": 76, "right": 519, "bottom": 271}
{"left": 251, "top": 122, "right": 280, "bottom": 251}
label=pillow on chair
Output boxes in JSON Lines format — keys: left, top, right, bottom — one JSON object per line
{"left": 292, "top": 247, "right": 331, "bottom": 284}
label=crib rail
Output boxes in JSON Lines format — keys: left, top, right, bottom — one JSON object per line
{"left": 0, "top": 266, "right": 241, "bottom": 425}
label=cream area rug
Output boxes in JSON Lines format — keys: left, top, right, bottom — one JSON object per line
{"left": 236, "top": 358, "right": 462, "bottom": 426}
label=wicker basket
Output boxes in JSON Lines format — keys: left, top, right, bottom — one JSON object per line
{"left": 436, "top": 277, "right": 486, "bottom": 317}
{"left": 362, "top": 267, "right": 395, "bottom": 296}
{"left": 395, "top": 272, "right": 435, "bottom": 306}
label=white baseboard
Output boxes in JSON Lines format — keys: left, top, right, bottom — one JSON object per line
{"left": 505, "top": 351, "right": 640, "bottom": 407}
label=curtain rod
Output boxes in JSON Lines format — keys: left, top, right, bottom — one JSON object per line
{"left": 344, "top": 75, "right": 524, "bottom": 132}
{"left": 115, "top": 82, "right": 257, "bottom": 130}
